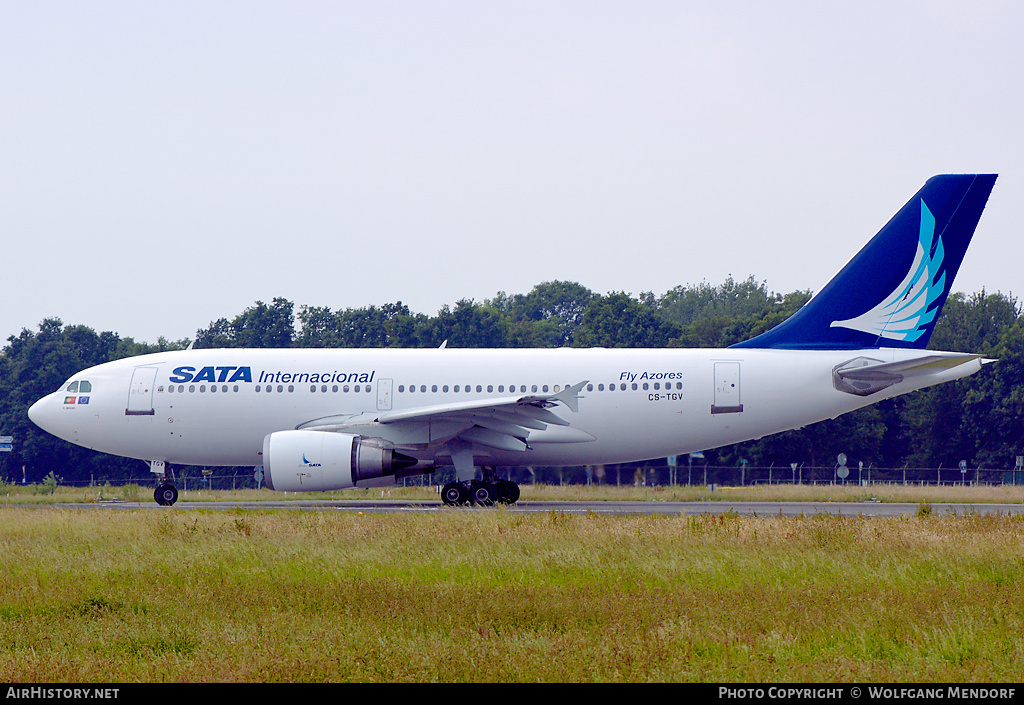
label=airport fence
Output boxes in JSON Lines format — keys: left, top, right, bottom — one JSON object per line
{"left": 6, "top": 462, "right": 1024, "bottom": 491}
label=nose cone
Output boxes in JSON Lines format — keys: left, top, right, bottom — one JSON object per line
{"left": 28, "top": 393, "right": 59, "bottom": 435}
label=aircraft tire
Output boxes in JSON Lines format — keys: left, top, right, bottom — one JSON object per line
{"left": 155, "top": 484, "right": 179, "bottom": 506}
{"left": 495, "top": 480, "right": 520, "bottom": 504}
{"left": 469, "top": 480, "right": 496, "bottom": 506}
{"left": 441, "top": 482, "right": 469, "bottom": 506}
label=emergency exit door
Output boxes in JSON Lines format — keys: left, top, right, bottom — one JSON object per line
{"left": 376, "top": 378, "right": 393, "bottom": 411}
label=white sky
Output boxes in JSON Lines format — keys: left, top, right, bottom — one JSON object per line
{"left": 2, "top": 1, "right": 1021, "bottom": 344}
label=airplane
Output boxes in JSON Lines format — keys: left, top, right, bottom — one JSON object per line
{"left": 28, "top": 174, "right": 998, "bottom": 506}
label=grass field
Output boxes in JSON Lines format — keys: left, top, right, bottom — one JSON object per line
{"left": 1, "top": 506, "right": 1023, "bottom": 682}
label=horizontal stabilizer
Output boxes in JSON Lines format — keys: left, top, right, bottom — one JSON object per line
{"left": 833, "top": 353, "right": 984, "bottom": 396}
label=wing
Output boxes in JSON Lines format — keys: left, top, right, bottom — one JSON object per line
{"left": 295, "top": 380, "right": 593, "bottom": 453}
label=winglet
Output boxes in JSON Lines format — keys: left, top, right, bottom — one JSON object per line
{"left": 733, "top": 174, "right": 997, "bottom": 350}
{"left": 551, "top": 380, "right": 588, "bottom": 413}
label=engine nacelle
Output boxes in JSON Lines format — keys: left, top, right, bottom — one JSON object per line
{"left": 262, "top": 431, "right": 418, "bottom": 492}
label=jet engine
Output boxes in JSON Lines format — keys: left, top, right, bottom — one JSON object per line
{"left": 262, "top": 430, "right": 418, "bottom": 492}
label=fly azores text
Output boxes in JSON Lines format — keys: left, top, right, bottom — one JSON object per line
{"left": 168, "top": 366, "right": 376, "bottom": 386}
{"left": 620, "top": 371, "right": 682, "bottom": 383}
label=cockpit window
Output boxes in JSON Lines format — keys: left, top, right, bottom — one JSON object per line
{"left": 64, "top": 380, "right": 92, "bottom": 393}
{"left": 65, "top": 381, "right": 79, "bottom": 393}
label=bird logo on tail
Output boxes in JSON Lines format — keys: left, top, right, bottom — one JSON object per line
{"left": 830, "top": 200, "right": 945, "bottom": 343}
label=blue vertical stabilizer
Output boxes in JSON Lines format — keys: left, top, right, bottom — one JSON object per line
{"left": 733, "top": 174, "right": 997, "bottom": 350}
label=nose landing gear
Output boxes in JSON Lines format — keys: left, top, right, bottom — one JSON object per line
{"left": 154, "top": 483, "right": 179, "bottom": 506}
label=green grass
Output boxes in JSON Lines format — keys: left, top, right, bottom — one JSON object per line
{"left": 1, "top": 508, "right": 1023, "bottom": 682}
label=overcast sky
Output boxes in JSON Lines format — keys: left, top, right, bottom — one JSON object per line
{"left": 2, "top": 1, "right": 1021, "bottom": 345}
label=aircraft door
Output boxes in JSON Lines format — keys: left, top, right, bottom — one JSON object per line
{"left": 711, "top": 362, "right": 743, "bottom": 414}
{"left": 376, "top": 378, "right": 393, "bottom": 411}
{"left": 126, "top": 366, "right": 158, "bottom": 416}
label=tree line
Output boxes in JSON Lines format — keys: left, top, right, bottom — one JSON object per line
{"left": 2, "top": 278, "right": 1023, "bottom": 486}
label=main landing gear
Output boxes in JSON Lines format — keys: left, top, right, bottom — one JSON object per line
{"left": 441, "top": 471, "right": 521, "bottom": 506}
{"left": 441, "top": 445, "right": 519, "bottom": 507}
{"left": 150, "top": 460, "right": 179, "bottom": 506}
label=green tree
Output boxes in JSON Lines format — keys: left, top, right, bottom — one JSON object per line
{"left": 0, "top": 320, "right": 180, "bottom": 484}
{"left": 574, "top": 292, "right": 679, "bottom": 348}
{"left": 194, "top": 298, "right": 295, "bottom": 348}
{"left": 489, "top": 281, "right": 596, "bottom": 347}
{"left": 892, "top": 291, "right": 1020, "bottom": 469}
{"left": 423, "top": 299, "right": 510, "bottom": 348}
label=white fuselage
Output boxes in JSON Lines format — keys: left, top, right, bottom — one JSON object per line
{"left": 27, "top": 346, "right": 983, "bottom": 472}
